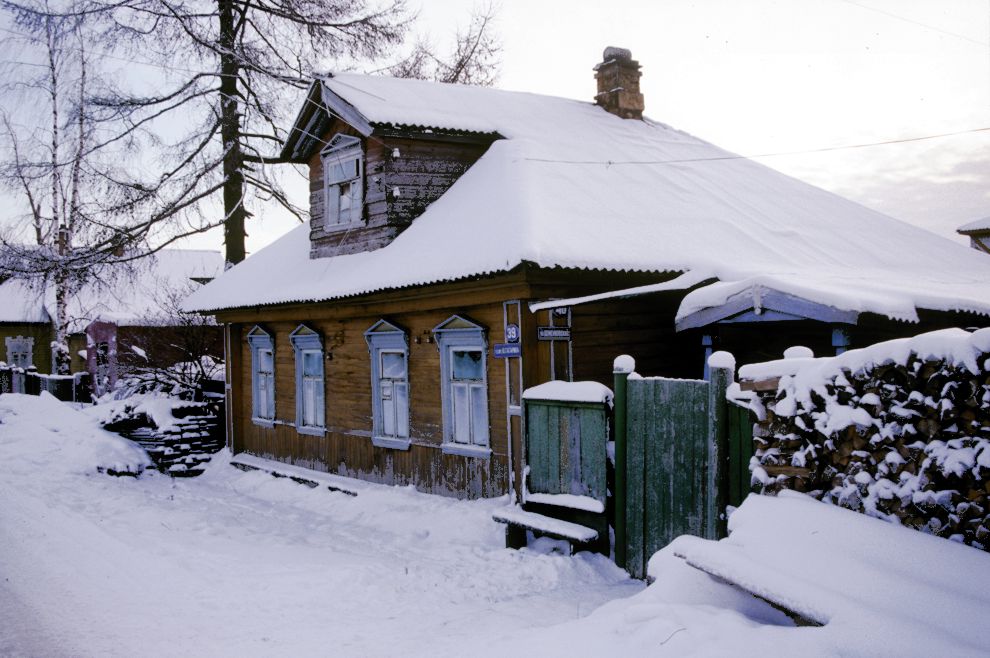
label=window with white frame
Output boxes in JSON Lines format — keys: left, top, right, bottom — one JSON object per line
{"left": 247, "top": 326, "right": 275, "bottom": 423}
{"left": 433, "top": 315, "right": 489, "bottom": 455}
{"left": 364, "top": 320, "right": 410, "bottom": 450}
{"left": 290, "top": 325, "right": 325, "bottom": 434}
{"left": 5, "top": 336, "right": 34, "bottom": 368}
{"left": 321, "top": 134, "right": 363, "bottom": 227}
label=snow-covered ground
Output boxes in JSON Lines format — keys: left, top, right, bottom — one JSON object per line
{"left": 2, "top": 393, "right": 988, "bottom": 657}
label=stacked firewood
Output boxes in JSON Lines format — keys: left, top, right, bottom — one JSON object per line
{"left": 745, "top": 354, "right": 990, "bottom": 551}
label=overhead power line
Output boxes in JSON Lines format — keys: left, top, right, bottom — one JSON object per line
{"left": 836, "top": 0, "right": 990, "bottom": 47}
{"left": 522, "top": 126, "right": 990, "bottom": 166}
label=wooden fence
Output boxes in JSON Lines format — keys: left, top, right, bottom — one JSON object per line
{"left": 517, "top": 357, "right": 753, "bottom": 578}
{"left": 613, "top": 360, "right": 751, "bottom": 579}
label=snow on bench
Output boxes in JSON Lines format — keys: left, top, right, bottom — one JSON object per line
{"left": 676, "top": 491, "right": 990, "bottom": 652}
{"left": 230, "top": 453, "right": 367, "bottom": 497}
{"left": 492, "top": 506, "right": 598, "bottom": 543}
{"left": 524, "top": 492, "right": 605, "bottom": 514}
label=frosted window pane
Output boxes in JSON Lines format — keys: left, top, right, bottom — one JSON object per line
{"left": 303, "top": 379, "right": 315, "bottom": 425}
{"left": 314, "top": 379, "right": 324, "bottom": 427}
{"left": 452, "top": 350, "right": 483, "bottom": 381}
{"left": 339, "top": 182, "right": 352, "bottom": 214}
{"left": 381, "top": 380, "right": 395, "bottom": 436}
{"left": 327, "top": 158, "right": 358, "bottom": 184}
{"left": 303, "top": 350, "right": 321, "bottom": 376}
{"left": 395, "top": 383, "right": 409, "bottom": 438}
{"left": 471, "top": 384, "right": 487, "bottom": 444}
{"left": 452, "top": 383, "right": 470, "bottom": 443}
{"left": 259, "top": 349, "right": 273, "bottom": 373}
{"left": 381, "top": 352, "right": 406, "bottom": 379}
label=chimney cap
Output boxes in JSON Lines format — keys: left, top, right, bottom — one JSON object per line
{"left": 603, "top": 46, "right": 633, "bottom": 62}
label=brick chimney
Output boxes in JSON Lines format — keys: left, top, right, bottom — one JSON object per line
{"left": 594, "top": 47, "right": 644, "bottom": 120}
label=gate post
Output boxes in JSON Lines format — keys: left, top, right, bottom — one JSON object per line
{"left": 613, "top": 355, "right": 634, "bottom": 569}
{"left": 706, "top": 352, "right": 735, "bottom": 539}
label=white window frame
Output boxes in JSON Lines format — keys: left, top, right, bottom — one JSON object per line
{"left": 247, "top": 326, "right": 275, "bottom": 426}
{"left": 290, "top": 325, "right": 325, "bottom": 436}
{"left": 321, "top": 133, "right": 364, "bottom": 228}
{"left": 364, "top": 320, "right": 411, "bottom": 450}
{"left": 5, "top": 335, "right": 34, "bottom": 369}
{"left": 433, "top": 315, "right": 491, "bottom": 458}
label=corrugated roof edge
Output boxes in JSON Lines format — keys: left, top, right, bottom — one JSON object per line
{"left": 957, "top": 217, "right": 990, "bottom": 234}
{"left": 189, "top": 262, "right": 676, "bottom": 314}
{"left": 370, "top": 121, "right": 500, "bottom": 137}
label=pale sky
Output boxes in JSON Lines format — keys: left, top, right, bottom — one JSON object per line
{"left": 241, "top": 0, "right": 990, "bottom": 255}
{"left": 5, "top": 0, "right": 990, "bottom": 256}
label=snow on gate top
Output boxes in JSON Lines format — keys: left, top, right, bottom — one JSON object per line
{"left": 184, "top": 73, "right": 990, "bottom": 321}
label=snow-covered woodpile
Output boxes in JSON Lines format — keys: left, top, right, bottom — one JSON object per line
{"left": 739, "top": 329, "right": 990, "bottom": 551}
{"left": 100, "top": 396, "right": 225, "bottom": 477}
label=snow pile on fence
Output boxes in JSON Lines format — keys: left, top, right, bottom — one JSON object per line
{"left": 739, "top": 328, "right": 990, "bottom": 550}
{"left": 0, "top": 393, "right": 150, "bottom": 477}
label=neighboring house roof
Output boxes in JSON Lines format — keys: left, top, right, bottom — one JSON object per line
{"left": 957, "top": 217, "right": 990, "bottom": 235}
{"left": 0, "top": 278, "right": 51, "bottom": 323}
{"left": 185, "top": 73, "right": 990, "bottom": 323}
{"left": 0, "top": 249, "right": 222, "bottom": 330}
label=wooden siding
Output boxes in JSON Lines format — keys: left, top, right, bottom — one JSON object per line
{"left": 0, "top": 323, "right": 85, "bottom": 373}
{"left": 569, "top": 292, "right": 702, "bottom": 384}
{"left": 230, "top": 301, "right": 511, "bottom": 499}
{"left": 308, "top": 118, "right": 492, "bottom": 258}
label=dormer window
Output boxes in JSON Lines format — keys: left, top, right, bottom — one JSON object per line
{"left": 321, "top": 134, "right": 363, "bottom": 227}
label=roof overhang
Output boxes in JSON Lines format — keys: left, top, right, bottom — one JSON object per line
{"left": 675, "top": 286, "right": 859, "bottom": 332}
{"left": 280, "top": 79, "right": 373, "bottom": 163}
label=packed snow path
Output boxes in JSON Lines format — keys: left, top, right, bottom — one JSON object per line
{"left": 0, "top": 394, "right": 639, "bottom": 657}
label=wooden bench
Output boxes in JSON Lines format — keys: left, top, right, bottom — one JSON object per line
{"left": 493, "top": 505, "right": 601, "bottom": 555}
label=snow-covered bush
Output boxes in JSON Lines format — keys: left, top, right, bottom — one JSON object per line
{"left": 739, "top": 328, "right": 990, "bottom": 551}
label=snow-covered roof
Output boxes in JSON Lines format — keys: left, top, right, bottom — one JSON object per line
{"left": 185, "top": 73, "right": 990, "bottom": 322}
{"left": 957, "top": 216, "right": 990, "bottom": 234}
{"left": 0, "top": 249, "right": 222, "bottom": 330}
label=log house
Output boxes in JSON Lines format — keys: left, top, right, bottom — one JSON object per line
{"left": 187, "top": 48, "right": 990, "bottom": 499}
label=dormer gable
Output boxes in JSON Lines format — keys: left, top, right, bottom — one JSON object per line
{"left": 285, "top": 77, "right": 499, "bottom": 261}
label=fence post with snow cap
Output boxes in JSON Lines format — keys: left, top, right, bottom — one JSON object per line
{"left": 613, "top": 354, "right": 635, "bottom": 569}
{"left": 706, "top": 351, "right": 735, "bottom": 539}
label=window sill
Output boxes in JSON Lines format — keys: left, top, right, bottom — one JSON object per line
{"left": 324, "top": 219, "right": 364, "bottom": 233}
{"left": 251, "top": 417, "right": 275, "bottom": 428}
{"left": 296, "top": 425, "right": 326, "bottom": 437}
{"left": 371, "top": 436, "right": 412, "bottom": 451}
{"left": 441, "top": 443, "right": 491, "bottom": 459}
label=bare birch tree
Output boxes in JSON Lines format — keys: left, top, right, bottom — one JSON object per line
{"left": 0, "top": 14, "right": 139, "bottom": 373}
{"left": 2, "top": 0, "right": 500, "bottom": 269}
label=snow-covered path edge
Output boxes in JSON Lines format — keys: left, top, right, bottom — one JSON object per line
{"left": 0, "top": 394, "right": 640, "bottom": 658}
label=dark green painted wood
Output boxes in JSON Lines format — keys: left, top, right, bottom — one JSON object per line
{"left": 613, "top": 368, "right": 629, "bottom": 569}
{"left": 625, "top": 382, "right": 647, "bottom": 578}
{"left": 624, "top": 369, "right": 737, "bottom": 579}
{"left": 523, "top": 399, "right": 608, "bottom": 503}
{"left": 707, "top": 366, "right": 732, "bottom": 539}
{"left": 727, "top": 404, "right": 754, "bottom": 508}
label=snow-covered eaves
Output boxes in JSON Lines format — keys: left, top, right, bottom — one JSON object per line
{"left": 187, "top": 73, "right": 990, "bottom": 319}
{"left": 957, "top": 216, "right": 990, "bottom": 235}
{"left": 1, "top": 250, "right": 222, "bottom": 329}
{"left": 529, "top": 270, "right": 715, "bottom": 313}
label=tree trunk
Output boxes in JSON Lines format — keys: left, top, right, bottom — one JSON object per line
{"left": 219, "top": 0, "right": 246, "bottom": 267}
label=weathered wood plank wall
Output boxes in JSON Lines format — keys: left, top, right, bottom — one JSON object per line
{"left": 230, "top": 301, "right": 511, "bottom": 499}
